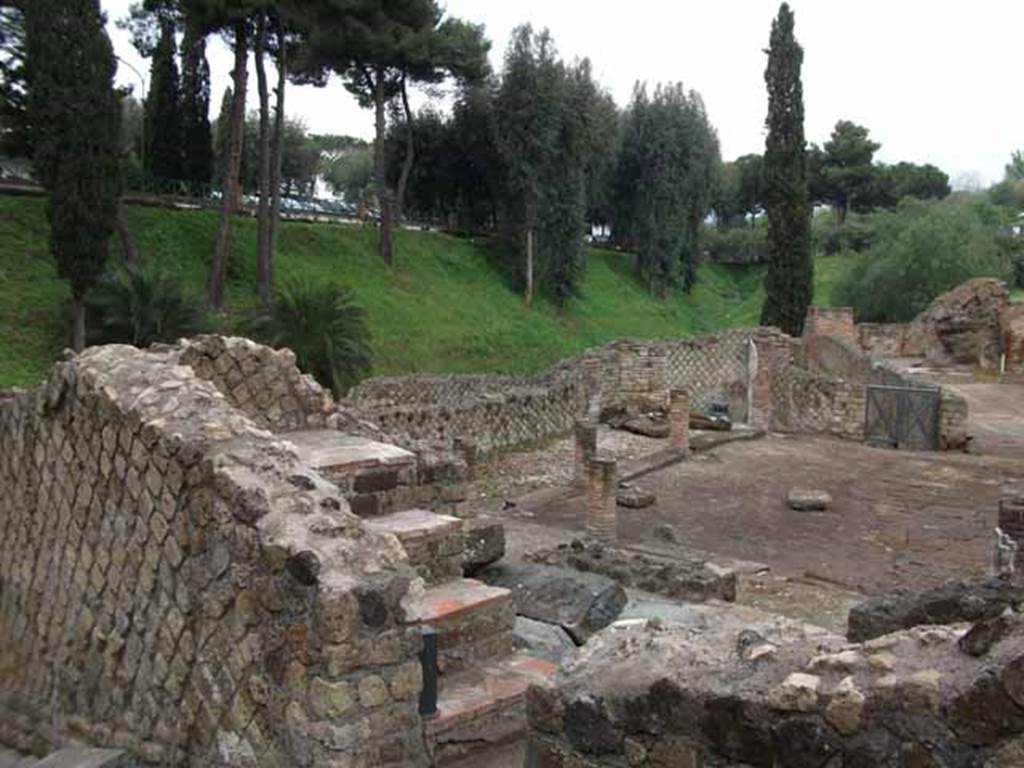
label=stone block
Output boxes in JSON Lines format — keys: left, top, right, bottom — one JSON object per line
{"left": 513, "top": 616, "right": 577, "bottom": 664}
{"left": 462, "top": 518, "right": 506, "bottom": 576}
{"left": 616, "top": 485, "right": 655, "bottom": 509}
{"left": 787, "top": 488, "right": 832, "bottom": 511}
{"left": 478, "top": 562, "right": 627, "bottom": 644}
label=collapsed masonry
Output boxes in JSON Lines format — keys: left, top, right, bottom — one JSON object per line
{"left": 527, "top": 614, "right": 1024, "bottom": 766}
{"left": 855, "top": 277, "right": 1024, "bottom": 372}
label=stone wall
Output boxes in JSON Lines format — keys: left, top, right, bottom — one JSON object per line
{"left": 0, "top": 346, "right": 427, "bottom": 766}
{"left": 177, "top": 335, "right": 338, "bottom": 433}
{"left": 1002, "top": 304, "right": 1024, "bottom": 373}
{"left": 346, "top": 331, "right": 772, "bottom": 455}
{"left": 908, "top": 278, "right": 1010, "bottom": 367}
{"left": 857, "top": 322, "right": 918, "bottom": 358}
{"left": 793, "top": 329, "right": 969, "bottom": 448}
{"left": 528, "top": 616, "right": 1024, "bottom": 767}
{"left": 804, "top": 306, "right": 856, "bottom": 346}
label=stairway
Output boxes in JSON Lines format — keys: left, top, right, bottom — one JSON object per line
{"left": 289, "top": 430, "right": 558, "bottom": 766}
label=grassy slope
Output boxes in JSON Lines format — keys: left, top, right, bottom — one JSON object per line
{"left": 0, "top": 194, "right": 843, "bottom": 388}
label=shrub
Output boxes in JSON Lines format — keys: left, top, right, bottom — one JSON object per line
{"left": 834, "top": 200, "right": 1011, "bottom": 322}
{"left": 249, "top": 280, "right": 372, "bottom": 396}
{"left": 703, "top": 226, "right": 768, "bottom": 264}
{"left": 86, "top": 266, "right": 207, "bottom": 347}
{"left": 814, "top": 217, "right": 874, "bottom": 255}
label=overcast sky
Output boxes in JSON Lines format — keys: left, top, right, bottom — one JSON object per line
{"left": 103, "top": 0, "right": 1024, "bottom": 187}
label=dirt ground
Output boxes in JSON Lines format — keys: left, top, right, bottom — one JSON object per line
{"left": 465, "top": 376, "right": 1024, "bottom": 632}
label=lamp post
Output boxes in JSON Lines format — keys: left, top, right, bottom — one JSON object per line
{"left": 116, "top": 56, "right": 147, "bottom": 190}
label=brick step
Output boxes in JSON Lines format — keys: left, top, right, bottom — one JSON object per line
{"left": 425, "top": 654, "right": 558, "bottom": 766}
{"left": 401, "top": 579, "right": 515, "bottom": 671}
{"left": 282, "top": 430, "right": 418, "bottom": 516}
{"left": 364, "top": 509, "right": 464, "bottom": 585}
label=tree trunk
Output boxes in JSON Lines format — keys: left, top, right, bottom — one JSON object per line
{"left": 525, "top": 227, "right": 534, "bottom": 308}
{"left": 372, "top": 68, "right": 393, "bottom": 265}
{"left": 395, "top": 76, "right": 414, "bottom": 224}
{"left": 254, "top": 14, "right": 272, "bottom": 304}
{"left": 116, "top": 202, "right": 138, "bottom": 267}
{"left": 70, "top": 297, "right": 85, "bottom": 353}
{"left": 267, "top": 16, "right": 286, "bottom": 297}
{"left": 208, "top": 21, "right": 248, "bottom": 312}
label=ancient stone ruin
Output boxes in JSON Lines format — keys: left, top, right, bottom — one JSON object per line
{"left": 0, "top": 304, "right": 1009, "bottom": 767}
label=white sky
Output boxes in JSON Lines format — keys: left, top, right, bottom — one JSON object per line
{"left": 102, "top": 0, "right": 1024, "bottom": 187}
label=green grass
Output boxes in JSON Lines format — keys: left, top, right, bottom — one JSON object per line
{"left": 1013, "top": 289, "right": 1024, "bottom": 303}
{"left": 0, "top": 194, "right": 843, "bottom": 388}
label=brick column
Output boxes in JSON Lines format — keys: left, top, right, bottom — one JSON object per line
{"left": 999, "top": 496, "right": 1024, "bottom": 572}
{"left": 586, "top": 457, "right": 618, "bottom": 541}
{"left": 669, "top": 389, "right": 690, "bottom": 454}
{"left": 574, "top": 420, "right": 598, "bottom": 488}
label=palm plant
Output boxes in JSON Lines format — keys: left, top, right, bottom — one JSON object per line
{"left": 86, "top": 266, "right": 207, "bottom": 347}
{"left": 250, "top": 280, "right": 372, "bottom": 396}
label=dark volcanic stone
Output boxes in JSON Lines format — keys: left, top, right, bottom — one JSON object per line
{"left": 847, "top": 577, "right": 1024, "bottom": 642}
{"left": 564, "top": 699, "right": 623, "bottom": 755}
{"left": 772, "top": 717, "right": 842, "bottom": 768}
{"left": 958, "top": 613, "right": 1022, "bottom": 657}
{"left": 479, "top": 562, "right": 627, "bottom": 644}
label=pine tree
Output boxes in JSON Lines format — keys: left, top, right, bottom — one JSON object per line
{"left": 145, "top": 17, "right": 183, "bottom": 185}
{"left": 181, "top": 20, "right": 214, "bottom": 192}
{"left": 25, "top": 0, "right": 122, "bottom": 351}
{"left": 760, "top": 2, "right": 813, "bottom": 336}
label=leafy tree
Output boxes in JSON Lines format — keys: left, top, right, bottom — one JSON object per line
{"left": 86, "top": 265, "right": 207, "bottom": 346}
{"left": 1006, "top": 150, "right": 1024, "bottom": 182}
{"left": 324, "top": 144, "right": 374, "bottom": 203}
{"left": 0, "top": 5, "right": 28, "bottom": 157}
{"left": 25, "top": 0, "right": 122, "bottom": 351}
{"left": 816, "top": 120, "right": 879, "bottom": 224}
{"left": 145, "top": 17, "right": 183, "bottom": 183}
{"left": 212, "top": 84, "right": 233, "bottom": 184}
{"left": 615, "top": 83, "right": 720, "bottom": 295}
{"left": 878, "top": 161, "right": 950, "bottom": 204}
{"left": 286, "top": 0, "right": 488, "bottom": 265}
{"left": 835, "top": 200, "right": 1011, "bottom": 322}
{"left": 760, "top": 2, "right": 812, "bottom": 336}
{"left": 180, "top": 16, "right": 214, "bottom": 192}
{"left": 239, "top": 112, "right": 318, "bottom": 195}
{"left": 495, "top": 26, "right": 596, "bottom": 304}
{"left": 249, "top": 280, "right": 372, "bottom": 396}
{"left": 180, "top": 0, "right": 261, "bottom": 310}
{"left": 735, "top": 154, "right": 764, "bottom": 225}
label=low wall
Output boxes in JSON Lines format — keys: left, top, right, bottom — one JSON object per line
{"left": 0, "top": 346, "right": 426, "bottom": 766}
{"left": 346, "top": 330, "right": 772, "bottom": 454}
{"left": 804, "top": 306, "right": 856, "bottom": 345}
{"left": 796, "top": 331, "right": 968, "bottom": 447}
{"left": 528, "top": 617, "right": 1024, "bottom": 767}
{"left": 857, "top": 322, "right": 919, "bottom": 358}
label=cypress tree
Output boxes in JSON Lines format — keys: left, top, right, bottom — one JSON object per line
{"left": 181, "top": 21, "right": 214, "bottom": 192}
{"left": 760, "top": 2, "right": 813, "bottom": 336}
{"left": 25, "top": 0, "right": 121, "bottom": 351}
{"left": 145, "top": 18, "right": 183, "bottom": 185}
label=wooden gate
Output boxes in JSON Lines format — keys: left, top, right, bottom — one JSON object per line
{"left": 864, "top": 385, "right": 941, "bottom": 451}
